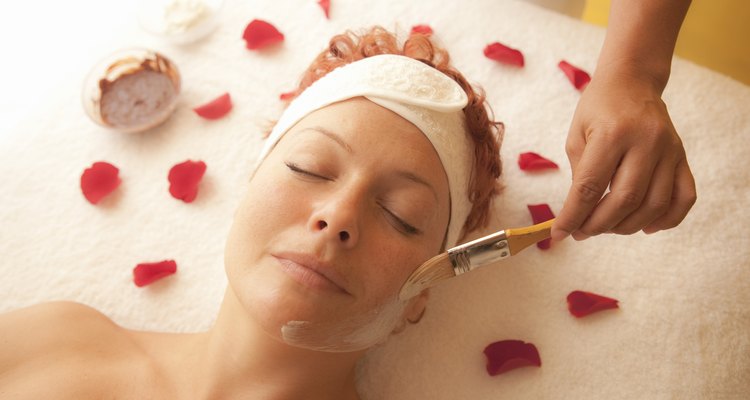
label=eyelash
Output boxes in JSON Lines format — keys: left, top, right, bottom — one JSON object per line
{"left": 381, "top": 205, "right": 421, "bottom": 236}
{"left": 285, "top": 162, "right": 330, "bottom": 180}
{"left": 285, "top": 162, "right": 421, "bottom": 236}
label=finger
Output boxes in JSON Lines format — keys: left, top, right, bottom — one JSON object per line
{"left": 553, "top": 136, "right": 623, "bottom": 241}
{"left": 643, "top": 158, "right": 697, "bottom": 233}
{"left": 564, "top": 121, "right": 586, "bottom": 172}
{"left": 609, "top": 157, "right": 675, "bottom": 235}
{"left": 574, "top": 150, "right": 658, "bottom": 238}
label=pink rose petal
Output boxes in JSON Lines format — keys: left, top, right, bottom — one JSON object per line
{"left": 133, "top": 260, "right": 177, "bottom": 287}
{"left": 80, "top": 161, "right": 121, "bottom": 205}
{"left": 527, "top": 204, "right": 555, "bottom": 249}
{"left": 410, "top": 24, "right": 433, "bottom": 36}
{"left": 567, "top": 290, "right": 619, "bottom": 318}
{"left": 558, "top": 60, "right": 591, "bottom": 90}
{"left": 484, "top": 340, "right": 541, "bottom": 376}
{"left": 242, "top": 19, "right": 284, "bottom": 50}
{"left": 318, "top": 0, "right": 330, "bottom": 19}
{"left": 193, "top": 93, "right": 232, "bottom": 120}
{"left": 168, "top": 160, "right": 207, "bottom": 203}
{"left": 518, "top": 152, "right": 559, "bottom": 171}
{"left": 483, "top": 42, "right": 524, "bottom": 67}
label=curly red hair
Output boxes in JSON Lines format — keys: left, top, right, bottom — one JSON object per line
{"left": 284, "top": 26, "right": 503, "bottom": 240}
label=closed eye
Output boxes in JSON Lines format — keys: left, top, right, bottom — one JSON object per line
{"left": 285, "top": 162, "right": 330, "bottom": 180}
{"left": 381, "top": 205, "right": 421, "bottom": 236}
{"left": 287, "top": 161, "right": 420, "bottom": 235}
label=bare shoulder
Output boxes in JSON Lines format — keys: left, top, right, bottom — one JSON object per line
{"left": 0, "top": 301, "right": 131, "bottom": 372}
{"left": 0, "top": 300, "right": 114, "bottom": 325}
{"left": 0, "top": 301, "right": 170, "bottom": 398}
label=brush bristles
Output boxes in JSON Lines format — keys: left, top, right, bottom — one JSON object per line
{"left": 398, "top": 252, "right": 456, "bottom": 300}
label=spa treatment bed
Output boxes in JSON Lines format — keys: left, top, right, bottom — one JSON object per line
{"left": 1, "top": 0, "right": 748, "bottom": 398}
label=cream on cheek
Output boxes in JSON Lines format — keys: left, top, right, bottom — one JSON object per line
{"left": 280, "top": 295, "right": 407, "bottom": 353}
{"left": 281, "top": 243, "right": 419, "bottom": 353}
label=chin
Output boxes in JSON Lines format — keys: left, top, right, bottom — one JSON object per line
{"left": 241, "top": 264, "right": 348, "bottom": 327}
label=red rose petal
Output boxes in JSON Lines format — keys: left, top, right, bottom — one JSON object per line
{"left": 133, "top": 260, "right": 177, "bottom": 287}
{"left": 518, "top": 152, "right": 559, "bottom": 171}
{"left": 558, "top": 60, "right": 591, "bottom": 90}
{"left": 318, "top": 0, "right": 330, "bottom": 19}
{"left": 279, "top": 90, "right": 297, "bottom": 101}
{"left": 483, "top": 42, "right": 524, "bottom": 67}
{"left": 168, "top": 160, "right": 207, "bottom": 203}
{"left": 410, "top": 24, "right": 433, "bottom": 36}
{"left": 80, "top": 161, "right": 121, "bottom": 205}
{"left": 193, "top": 93, "right": 232, "bottom": 120}
{"left": 567, "top": 290, "right": 619, "bottom": 318}
{"left": 242, "top": 19, "right": 284, "bottom": 50}
{"left": 527, "top": 204, "right": 555, "bottom": 249}
{"left": 484, "top": 340, "right": 541, "bottom": 376}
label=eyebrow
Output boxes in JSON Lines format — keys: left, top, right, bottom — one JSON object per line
{"left": 301, "top": 126, "right": 438, "bottom": 201}
{"left": 395, "top": 170, "right": 439, "bottom": 202}
{"left": 300, "top": 127, "right": 354, "bottom": 154}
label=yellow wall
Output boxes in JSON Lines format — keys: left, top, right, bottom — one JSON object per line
{"left": 582, "top": 0, "right": 750, "bottom": 85}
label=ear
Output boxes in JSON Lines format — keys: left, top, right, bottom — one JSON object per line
{"left": 402, "top": 288, "right": 430, "bottom": 323}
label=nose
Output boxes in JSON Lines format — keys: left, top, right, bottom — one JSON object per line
{"left": 308, "top": 194, "right": 360, "bottom": 248}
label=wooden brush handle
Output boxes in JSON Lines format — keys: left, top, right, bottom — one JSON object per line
{"left": 505, "top": 218, "right": 554, "bottom": 255}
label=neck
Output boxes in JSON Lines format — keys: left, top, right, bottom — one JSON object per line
{"left": 176, "top": 288, "right": 363, "bottom": 400}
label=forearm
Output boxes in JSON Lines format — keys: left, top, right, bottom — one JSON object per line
{"left": 596, "top": 0, "right": 691, "bottom": 92}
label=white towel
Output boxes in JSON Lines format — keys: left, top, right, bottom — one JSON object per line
{"left": 1, "top": 0, "right": 748, "bottom": 398}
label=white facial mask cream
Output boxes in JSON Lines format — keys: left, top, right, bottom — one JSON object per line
{"left": 281, "top": 297, "right": 406, "bottom": 352}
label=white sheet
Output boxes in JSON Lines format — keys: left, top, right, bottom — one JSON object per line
{"left": 1, "top": 0, "right": 748, "bottom": 398}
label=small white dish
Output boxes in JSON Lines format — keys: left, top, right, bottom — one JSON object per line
{"left": 137, "top": 0, "right": 225, "bottom": 45}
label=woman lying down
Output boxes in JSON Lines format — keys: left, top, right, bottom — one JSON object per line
{"left": 0, "top": 27, "right": 502, "bottom": 399}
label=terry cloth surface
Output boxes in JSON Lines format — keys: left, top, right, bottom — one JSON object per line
{"left": 1, "top": 0, "right": 748, "bottom": 398}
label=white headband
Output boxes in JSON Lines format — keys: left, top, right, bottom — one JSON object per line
{"left": 257, "top": 54, "right": 473, "bottom": 247}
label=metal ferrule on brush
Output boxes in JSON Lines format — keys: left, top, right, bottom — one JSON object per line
{"left": 448, "top": 230, "right": 510, "bottom": 276}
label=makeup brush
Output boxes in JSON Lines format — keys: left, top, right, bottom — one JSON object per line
{"left": 399, "top": 218, "right": 554, "bottom": 300}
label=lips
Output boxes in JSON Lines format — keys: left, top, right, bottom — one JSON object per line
{"left": 273, "top": 252, "right": 349, "bottom": 294}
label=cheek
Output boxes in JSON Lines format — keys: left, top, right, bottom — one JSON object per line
{"left": 223, "top": 172, "right": 315, "bottom": 339}
{"left": 224, "top": 168, "right": 307, "bottom": 282}
{"left": 280, "top": 242, "right": 434, "bottom": 353}
{"left": 355, "top": 238, "right": 435, "bottom": 305}
{"left": 248, "top": 172, "right": 299, "bottom": 222}
{"left": 232, "top": 167, "right": 305, "bottom": 240}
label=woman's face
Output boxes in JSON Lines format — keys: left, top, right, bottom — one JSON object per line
{"left": 224, "top": 97, "right": 450, "bottom": 352}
